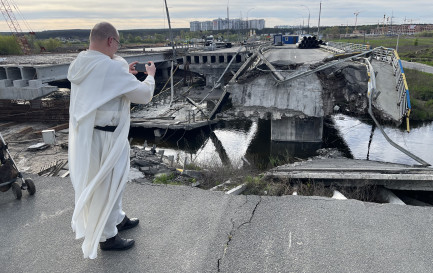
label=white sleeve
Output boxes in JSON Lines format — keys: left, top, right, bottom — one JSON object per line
{"left": 124, "top": 76, "right": 155, "bottom": 104}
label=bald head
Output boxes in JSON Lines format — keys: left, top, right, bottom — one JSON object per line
{"left": 89, "top": 22, "right": 120, "bottom": 58}
{"left": 90, "top": 22, "right": 119, "bottom": 43}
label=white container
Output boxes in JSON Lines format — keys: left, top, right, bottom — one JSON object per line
{"left": 42, "top": 129, "right": 56, "bottom": 145}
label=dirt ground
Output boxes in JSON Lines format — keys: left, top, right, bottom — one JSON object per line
{"left": 0, "top": 122, "right": 69, "bottom": 175}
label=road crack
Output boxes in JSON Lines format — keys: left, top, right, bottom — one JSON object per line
{"left": 217, "top": 196, "right": 262, "bottom": 272}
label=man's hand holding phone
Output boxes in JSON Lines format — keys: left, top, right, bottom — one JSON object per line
{"left": 134, "top": 61, "right": 156, "bottom": 77}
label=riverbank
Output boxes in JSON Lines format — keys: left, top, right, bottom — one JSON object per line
{"left": 404, "top": 68, "right": 433, "bottom": 121}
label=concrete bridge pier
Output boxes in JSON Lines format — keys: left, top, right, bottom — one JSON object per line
{"left": 271, "top": 116, "right": 323, "bottom": 142}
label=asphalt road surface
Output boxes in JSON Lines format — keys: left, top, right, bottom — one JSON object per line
{"left": 1, "top": 175, "right": 433, "bottom": 272}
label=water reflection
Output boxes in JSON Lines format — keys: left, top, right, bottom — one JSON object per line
{"left": 131, "top": 119, "right": 324, "bottom": 169}
{"left": 332, "top": 114, "right": 433, "bottom": 166}
{"left": 130, "top": 114, "right": 433, "bottom": 169}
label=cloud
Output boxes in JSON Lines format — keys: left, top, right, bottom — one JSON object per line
{"left": 1, "top": 0, "right": 432, "bottom": 31}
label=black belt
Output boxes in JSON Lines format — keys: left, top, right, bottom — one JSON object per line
{"left": 94, "top": 125, "right": 117, "bottom": 132}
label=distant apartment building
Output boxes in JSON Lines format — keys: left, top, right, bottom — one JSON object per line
{"left": 190, "top": 18, "right": 265, "bottom": 31}
{"left": 190, "top": 21, "right": 201, "bottom": 32}
{"left": 249, "top": 19, "right": 265, "bottom": 30}
{"left": 212, "top": 18, "right": 226, "bottom": 31}
{"left": 201, "top": 21, "right": 213, "bottom": 31}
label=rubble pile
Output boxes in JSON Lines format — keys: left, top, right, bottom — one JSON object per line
{"left": 129, "top": 145, "right": 202, "bottom": 187}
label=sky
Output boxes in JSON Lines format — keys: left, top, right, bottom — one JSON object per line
{"left": 1, "top": 0, "right": 433, "bottom": 32}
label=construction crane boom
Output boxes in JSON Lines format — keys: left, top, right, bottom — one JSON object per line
{"left": 0, "top": 0, "right": 32, "bottom": 54}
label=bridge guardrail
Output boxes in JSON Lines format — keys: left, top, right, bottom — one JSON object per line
{"left": 372, "top": 47, "right": 411, "bottom": 130}
{"left": 326, "top": 42, "right": 372, "bottom": 53}
{"left": 365, "top": 58, "right": 428, "bottom": 166}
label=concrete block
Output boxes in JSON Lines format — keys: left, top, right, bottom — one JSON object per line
{"left": 0, "top": 79, "right": 12, "bottom": 88}
{"left": 29, "top": 80, "right": 43, "bottom": 88}
{"left": 42, "top": 129, "right": 56, "bottom": 145}
{"left": 13, "top": 79, "right": 29, "bottom": 88}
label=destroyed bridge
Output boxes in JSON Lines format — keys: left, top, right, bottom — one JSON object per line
{"left": 0, "top": 41, "right": 413, "bottom": 149}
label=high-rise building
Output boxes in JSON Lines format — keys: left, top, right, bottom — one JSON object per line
{"left": 190, "top": 21, "right": 201, "bottom": 32}
{"left": 201, "top": 21, "right": 213, "bottom": 31}
{"left": 249, "top": 19, "right": 265, "bottom": 30}
{"left": 212, "top": 18, "right": 225, "bottom": 31}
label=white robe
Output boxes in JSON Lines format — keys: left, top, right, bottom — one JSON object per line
{"left": 68, "top": 50, "right": 154, "bottom": 259}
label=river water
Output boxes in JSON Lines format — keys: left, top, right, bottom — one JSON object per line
{"left": 332, "top": 114, "right": 433, "bottom": 166}
{"left": 131, "top": 114, "right": 433, "bottom": 170}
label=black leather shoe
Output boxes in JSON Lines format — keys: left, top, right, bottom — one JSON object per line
{"left": 100, "top": 234, "right": 135, "bottom": 251}
{"left": 116, "top": 215, "right": 139, "bottom": 232}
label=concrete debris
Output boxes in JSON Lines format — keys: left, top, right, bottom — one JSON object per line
{"left": 27, "top": 143, "right": 49, "bottom": 151}
{"left": 181, "top": 169, "right": 204, "bottom": 180}
{"left": 127, "top": 167, "right": 145, "bottom": 182}
{"left": 332, "top": 190, "right": 348, "bottom": 200}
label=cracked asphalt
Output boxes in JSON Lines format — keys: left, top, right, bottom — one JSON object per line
{"left": 1, "top": 175, "right": 433, "bottom": 273}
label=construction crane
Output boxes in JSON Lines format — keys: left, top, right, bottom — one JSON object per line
{"left": 0, "top": 0, "right": 33, "bottom": 54}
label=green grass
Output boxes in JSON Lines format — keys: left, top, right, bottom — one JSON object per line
{"left": 243, "top": 175, "right": 290, "bottom": 196}
{"left": 153, "top": 173, "right": 182, "bottom": 185}
{"left": 404, "top": 68, "right": 433, "bottom": 121}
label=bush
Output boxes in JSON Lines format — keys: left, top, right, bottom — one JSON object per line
{"left": 36, "top": 38, "right": 62, "bottom": 52}
{"left": 0, "top": 35, "right": 22, "bottom": 55}
{"left": 416, "top": 31, "right": 433, "bottom": 38}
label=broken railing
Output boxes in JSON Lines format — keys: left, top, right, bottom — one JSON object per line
{"left": 326, "top": 42, "right": 412, "bottom": 128}
{"left": 372, "top": 47, "right": 412, "bottom": 131}
{"left": 364, "top": 57, "right": 429, "bottom": 166}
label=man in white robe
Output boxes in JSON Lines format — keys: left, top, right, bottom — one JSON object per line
{"left": 67, "top": 22, "right": 156, "bottom": 259}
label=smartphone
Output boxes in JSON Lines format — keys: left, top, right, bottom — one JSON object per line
{"left": 135, "top": 63, "right": 148, "bottom": 72}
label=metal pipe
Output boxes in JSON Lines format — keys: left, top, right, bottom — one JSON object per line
{"left": 163, "top": 0, "right": 175, "bottom": 107}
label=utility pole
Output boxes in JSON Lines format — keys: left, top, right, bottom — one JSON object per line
{"left": 301, "top": 5, "right": 310, "bottom": 34}
{"left": 227, "top": 0, "right": 230, "bottom": 30}
{"left": 354, "top": 11, "right": 360, "bottom": 31}
{"left": 317, "top": 1, "right": 322, "bottom": 37}
{"left": 163, "top": 0, "right": 175, "bottom": 106}
{"left": 390, "top": 11, "right": 395, "bottom": 34}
